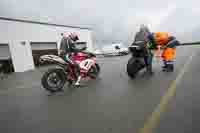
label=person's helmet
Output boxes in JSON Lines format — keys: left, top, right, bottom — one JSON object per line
{"left": 140, "top": 24, "right": 146, "bottom": 30}
{"left": 62, "top": 32, "right": 79, "bottom": 41}
{"left": 69, "top": 32, "right": 79, "bottom": 41}
{"left": 139, "top": 24, "right": 150, "bottom": 33}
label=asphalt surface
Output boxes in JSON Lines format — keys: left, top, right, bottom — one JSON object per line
{"left": 0, "top": 46, "right": 199, "bottom": 133}
{"left": 154, "top": 46, "right": 200, "bottom": 133}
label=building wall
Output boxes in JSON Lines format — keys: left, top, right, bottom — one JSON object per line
{"left": 0, "top": 19, "right": 94, "bottom": 72}
{"left": 0, "top": 19, "right": 93, "bottom": 51}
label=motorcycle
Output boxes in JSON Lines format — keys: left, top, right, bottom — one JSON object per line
{"left": 40, "top": 48, "right": 100, "bottom": 93}
{"left": 126, "top": 41, "right": 149, "bottom": 78}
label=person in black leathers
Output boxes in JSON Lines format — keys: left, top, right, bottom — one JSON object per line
{"left": 59, "top": 32, "right": 81, "bottom": 86}
{"left": 133, "top": 24, "right": 153, "bottom": 75}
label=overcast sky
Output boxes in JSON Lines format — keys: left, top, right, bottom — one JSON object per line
{"left": 1, "top": 0, "right": 200, "bottom": 45}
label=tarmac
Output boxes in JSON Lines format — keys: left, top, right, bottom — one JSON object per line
{"left": 0, "top": 46, "right": 199, "bottom": 133}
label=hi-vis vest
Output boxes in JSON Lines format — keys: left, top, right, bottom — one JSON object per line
{"left": 153, "top": 32, "right": 169, "bottom": 46}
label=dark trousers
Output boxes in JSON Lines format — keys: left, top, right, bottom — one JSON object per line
{"left": 144, "top": 52, "right": 153, "bottom": 71}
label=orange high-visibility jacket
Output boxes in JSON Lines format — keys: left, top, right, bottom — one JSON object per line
{"left": 153, "top": 32, "right": 169, "bottom": 46}
{"left": 161, "top": 48, "right": 176, "bottom": 61}
{"left": 153, "top": 32, "right": 176, "bottom": 60}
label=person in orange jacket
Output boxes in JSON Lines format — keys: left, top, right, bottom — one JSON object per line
{"left": 147, "top": 32, "right": 180, "bottom": 72}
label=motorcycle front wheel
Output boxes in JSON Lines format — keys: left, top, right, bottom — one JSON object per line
{"left": 127, "top": 57, "right": 144, "bottom": 79}
{"left": 41, "top": 68, "right": 66, "bottom": 93}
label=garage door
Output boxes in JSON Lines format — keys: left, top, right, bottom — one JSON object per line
{"left": 31, "top": 42, "right": 57, "bottom": 50}
{"left": 0, "top": 43, "right": 11, "bottom": 60}
{"left": 0, "top": 43, "right": 14, "bottom": 73}
{"left": 30, "top": 42, "right": 58, "bottom": 66}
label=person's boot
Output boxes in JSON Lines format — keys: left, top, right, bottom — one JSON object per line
{"left": 171, "top": 64, "right": 174, "bottom": 72}
{"left": 162, "top": 65, "right": 167, "bottom": 71}
{"left": 166, "top": 64, "right": 174, "bottom": 72}
{"left": 146, "top": 65, "right": 154, "bottom": 75}
{"left": 74, "top": 76, "right": 82, "bottom": 86}
{"left": 162, "top": 60, "right": 167, "bottom": 71}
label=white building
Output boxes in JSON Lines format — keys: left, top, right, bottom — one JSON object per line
{"left": 0, "top": 17, "right": 94, "bottom": 72}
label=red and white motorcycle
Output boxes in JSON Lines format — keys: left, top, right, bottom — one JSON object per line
{"left": 40, "top": 49, "right": 100, "bottom": 93}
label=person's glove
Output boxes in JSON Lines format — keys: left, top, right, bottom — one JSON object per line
{"left": 161, "top": 45, "right": 167, "bottom": 49}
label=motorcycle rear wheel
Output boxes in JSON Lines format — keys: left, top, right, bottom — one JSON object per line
{"left": 41, "top": 68, "right": 66, "bottom": 93}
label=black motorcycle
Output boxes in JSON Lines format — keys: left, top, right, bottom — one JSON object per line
{"left": 126, "top": 41, "right": 150, "bottom": 78}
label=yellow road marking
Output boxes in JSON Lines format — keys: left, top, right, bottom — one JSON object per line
{"left": 138, "top": 53, "right": 195, "bottom": 133}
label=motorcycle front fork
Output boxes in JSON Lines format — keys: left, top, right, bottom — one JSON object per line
{"left": 67, "top": 69, "right": 84, "bottom": 86}
{"left": 74, "top": 76, "right": 82, "bottom": 86}
{"left": 67, "top": 63, "right": 95, "bottom": 86}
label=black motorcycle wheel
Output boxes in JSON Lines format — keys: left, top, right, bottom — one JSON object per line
{"left": 88, "top": 64, "right": 100, "bottom": 79}
{"left": 127, "top": 57, "right": 142, "bottom": 79}
{"left": 41, "top": 68, "right": 66, "bottom": 93}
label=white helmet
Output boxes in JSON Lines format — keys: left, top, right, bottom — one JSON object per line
{"left": 62, "top": 32, "right": 79, "bottom": 41}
